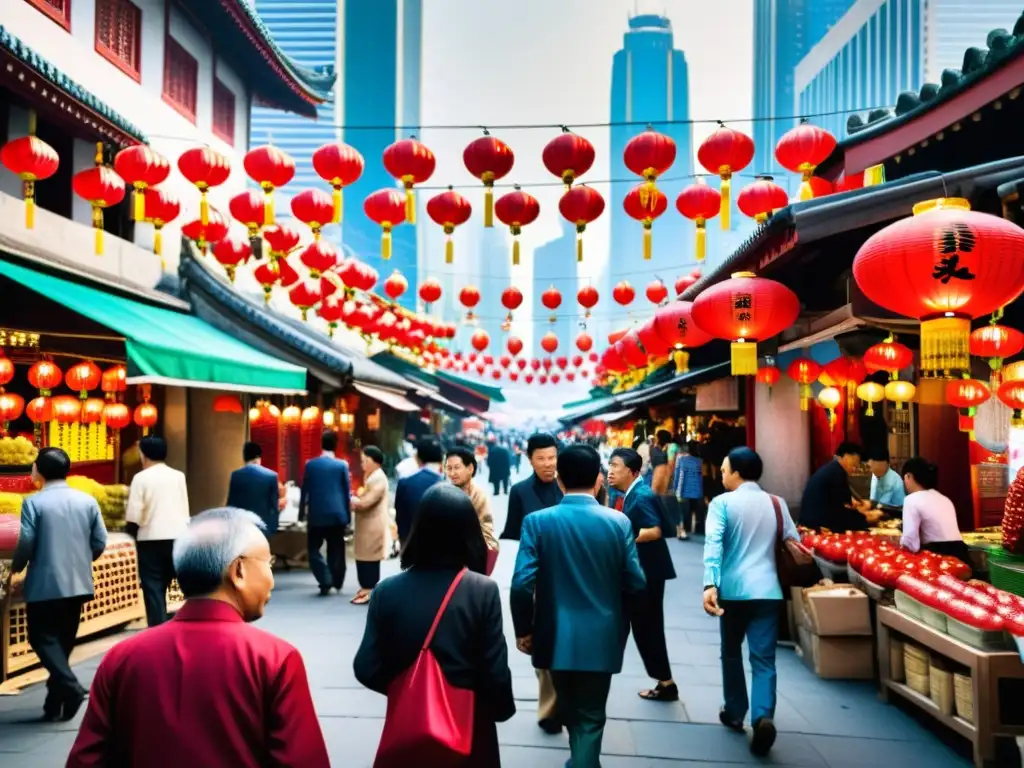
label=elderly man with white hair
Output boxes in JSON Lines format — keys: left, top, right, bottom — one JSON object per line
{"left": 67, "top": 508, "right": 329, "bottom": 768}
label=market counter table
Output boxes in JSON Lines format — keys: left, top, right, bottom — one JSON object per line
{"left": 1, "top": 533, "right": 183, "bottom": 682}
{"left": 876, "top": 605, "right": 1024, "bottom": 767}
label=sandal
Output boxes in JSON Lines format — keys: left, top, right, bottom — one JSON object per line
{"left": 638, "top": 682, "right": 679, "bottom": 701}
{"left": 350, "top": 591, "right": 372, "bottom": 605}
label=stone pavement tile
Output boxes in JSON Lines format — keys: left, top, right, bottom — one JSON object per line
{"left": 780, "top": 692, "right": 939, "bottom": 742}
{"left": 608, "top": 676, "right": 689, "bottom": 722}
{"left": 319, "top": 716, "right": 384, "bottom": 766}
{"left": 676, "top": 684, "right": 810, "bottom": 733}
{"left": 312, "top": 686, "right": 387, "bottom": 718}
{"left": 674, "top": 664, "right": 729, "bottom": 686}
{"left": 628, "top": 721, "right": 828, "bottom": 766}
{"left": 684, "top": 630, "right": 722, "bottom": 646}
{"left": 670, "top": 643, "right": 725, "bottom": 668}
{"left": 0, "top": 726, "right": 65, "bottom": 753}
{"left": 497, "top": 710, "right": 569, "bottom": 749}
{"left": 804, "top": 734, "right": 971, "bottom": 767}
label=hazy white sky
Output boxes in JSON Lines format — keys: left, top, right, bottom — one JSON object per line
{"left": 418, "top": 0, "right": 754, "bottom": 410}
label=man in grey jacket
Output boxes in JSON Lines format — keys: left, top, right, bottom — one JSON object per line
{"left": 12, "top": 447, "right": 107, "bottom": 721}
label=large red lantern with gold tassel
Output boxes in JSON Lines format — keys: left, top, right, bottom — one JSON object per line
{"left": 212, "top": 236, "right": 252, "bottom": 282}
{"left": 243, "top": 145, "right": 295, "bottom": 225}
{"left": 28, "top": 360, "right": 62, "bottom": 395}
{"left": 182, "top": 208, "right": 229, "bottom": 254}
{"left": 102, "top": 402, "right": 131, "bottom": 431}
{"left": 363, "top": 189, "right": 407, "bottom": 261}
{"left": 864, "top": 339, "right": 913, "bottom": 377}
{"left": 463, "top": 132, "right": 514, "bottom": 227}
{"left": 559, "top": 185, "right": 604, "bottom": 262}
{"left": 542, "top": 129, "right": 595, "bottom": 188}
{"left": 72, "top": 143, "right": 126, "bottom": 256}
{"left": 737, "top": 176, "right": 789, "bottom": 224}
{"left": 143, "top": 187, "right": 180, "bottom": 264}
{"left": 691, "top": 272, "right": 800, "bottom": 375}
{"left": 494, "top": 186, "right": 540, "bottom": 266}
{"left": 253, "top": 259, "right": 298, "bottom": 303}
{"left": 291, "top": 188, "right": 335, "bottom": 240}
{"left": 623, "top": 184, "right": 668, "bottom": 261}
{"left": 1, "top": 131, "right": 59, "bottom": 228}
{"left": 177, "top": 146, "right": 231, "bottom": 226}
{"left": 653, "top": 301, "right": 713, "bottom": 364}
{"left": 697, "top": 125, "right": 754, "bottom": 230}
{"left": 854, "top": 198, "right": 1024, "bottom": 378}
{"left": 998, "top": 380, "right": 1024, "bottom": 427}
{"left": 623, "top": 129, "right": 675, "bottom": 203}
{"left": 426, "top": 187, "right": 472, "bottom": 264}
{"left": 312, "top": 142, "right": 364, "bottom": 223}
{"left": 971, "top": 323, "right": 1024, "bottom": 381}
{"left": 676, "top": 180, "right": 720, "bottom": 262}
{"left": 946, "top": 378, "right": 991, "bottom": 434}
{"left": 382, "top": 137, "right": 435, "bottom": 223}
{"left": 113, "top": 145, "right": 170, "bottom": 222}
{"left": 229, "top": 189, "right": 266, "bottom": 240}
{"left": 289, "top": 279, "right": 323, "bottom": 322}
{"left": 786, "top": 357, "right": 822, "bottom": 411}
{"left": 774, "top": 121, "right": 837, "bottom": 201}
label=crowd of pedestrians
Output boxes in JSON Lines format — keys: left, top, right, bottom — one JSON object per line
{"left": 10, "top": 424, "right": 960, "bottom": 767}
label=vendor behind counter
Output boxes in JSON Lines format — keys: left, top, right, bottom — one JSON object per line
{"left": 899, "top": 457, "right": 968, "bottom": 562}
{"left": 799, "top": 442, "right": 881, "bottom": 532}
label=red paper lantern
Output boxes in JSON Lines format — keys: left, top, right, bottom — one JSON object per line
{"left": 835, "top": 174, "right": 864, "bottom": 193}
{"left": 289, "top": 279, "right": 323, "bottom": 321}
{"left": 571, "top": 355, "right": 584, "bottom": 368}
{"left": 363, "top": 189, "right": 407, "bottom": 260}
{"left": 101, "top": 365, "right": 127, "bottom": 396}
{"left": 551, "top": 373, "right": 561, "bottom": 384}
{"left": 253, "top": 258, "right": 298, "bottom": 303}
{"left": 463, "top": 132, "right": 514, "bottom": 227}
{"left": 312, "top": 142, "right": 364, "bottom": 223}
{"left": 530, "top": 359, "right": 541, "bottom": 372}
{"left": 676, "top": 181, "right": 721, "bottom": 262}
{"left": 736, "top": 176, "right": 789, "bottom": 224}
{"left": 291, "top": 188, "right": 335, "bottom": 240}
{"left": 471, "top": 329, "right": 490, "bottom": 352}
{"left": 80, "top": 397, "right": 105, "bottom": 425}
{"left": 459, "top": 285, "right": 481, "bottom": 314}
{"left": 426, "top": 187, "right": 472, "bottom": 264}
{"left": 525, "top": 374, "right": 535, "bottom": 384}
{"left": 541, "top": 286, "right": 562, "bottom": 312}
{"left": 697, "top": 125, "right": 755, "bottom": 229}
{"left": 541, "top": 333, "right": 559, "bottom": 354}
{"left": 26, "top": 396, "right": 52, "bottom": 425}
{"left": 501, "top": 286, "right": 523, "bottom": 322}
{"left": 134, "top": 402, "right": 159, "bottom": 434}
{"left": 228, "top": 189, "right": 265, "bottom": 239}
{"left": 787, "top": 357, "right": 822, "bottom": 410}
{"left": 1, "top": 134, "right": 59, "bottom": 228}
{"left": 317, "top": 295, "right": 345, "bottom": 337}
{"left": 507, "top": 336, "right": 524, "bottom": 356}
{"left": 646, "top": 280, "right": 669, "bottom": 305}
{"left": 491, "top": 369, "right": 502, "bottom": 381}
{"left": 113, "top": 145, "right": 170, "bottom": 222}
{"left": 854, "top": 198, "right": 1024, "bottom": 377}
{"left": 805, "top": 177, "right": 834, "bottom": 199}
{"left": 52, "top": 395, "right": 81, "bottom": 425}
{"left": 576, "top": 285, "right": 599, "bottom": 319}
{"left": 576, "top": 332, "right": 594, "bottom": 353}
{"left": 653, "top": 301, "right": 713, "bottom": 351}
{"left": 946, "top": 378, "right": 991, "bottom": 434}
{"left": 383, "top": 137, "right": 435, "bottom": 223}
{"left": 181, "top": 208, "right": 229, "bottom": 254}
{"left": 998, "top": 380, "right": 1024, "bottom": 427}
{"left": 0, "top": 357, "right": 12, "bottom": 388}
{"left": 212, "top": 236, "right": 252, "bottom": 282}
{"left": 542, "top": 358, "right": 553, "bottom": 372}
{"left": 608, "top": 329, "right": 628, "bottom": 345}
{"left": 72, "top": 160, "right": 126, "bottom": 255}
{"left": 559, "top": 185, "right": 605, "bottom": 262}
{"left": 566, "top": 372, "right": 576, "bottom": 383}
{"left": 774, "top": 121, "right": 837, "bottom": 200}
{"left": 756, "top": 366, "right": 782, "bottom": 389}
{"left": 615, "top": 331, "right": 648, "bottom": 369}
{"left": 28, "top": 361, "right": 62, "bottom": 394}
{"left": 177, "top": 146, "right": 231, "bottom": 226}
{"left": 542, "top": 130, "right": 595, "bottom": 187}
{"left": 243, "top": 145, "right": 295, "bottom": 225}
{"left": 864, "top": 340, "right": 913, "bottom": 376}
{"left": 691, "top": 271, "right": 800, "bottom": 375}
{"left": 612, "top": 281, "right": 635, "bottom": 307}
{"left": 380, "top": 271, "right": 407, "bottom": 303}
{"left": 538, "top": 375, "right": 548, "bottom": 385}
{"left": 418, "top": 278, "right": 442, "bottom": 306}
{"left": 674, "top": 270, "right": 702, "bottom": 295}
{"left": 971, "top": 324, "right": 1024, "bottom": 374}
{"left": 142, "top": 187, "right": 180, "bottom": 261}
{"left": 819, "top": 357, "right": 851, "bottom": 388}
{"left": 494, "top": 186, "right": 540, "bottom": 266}
{"left": 263, "top": 224, "right": 301, "bottom": 260}
{"left": 65, "top": 361, "right": 101, "bottom": 397}
{"left": 299, "top": 239, "right": 339, "bottom": 276}
{"left": 623, "top": 129, "right": 676, "bottom": 192}
{"left": 0, "top": 393, "right": 25, "bottom": 430}
{"left": 623, "top": 184, "right": 668, "bottom": 261}
{"left": 637, "top": 318, "right": 671, "bottom": 358}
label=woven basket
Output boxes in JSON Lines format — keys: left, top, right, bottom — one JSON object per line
{"left": 954, "top": 672, "right": 974, "bottom": 723}
{"left": 929, "top": 657, "right": 954, "bottom": 716}
{"left": 890, "top": 639, "right": 905, "bottom": 683}
{"left": 906, "top": 668, "right": 930, "bottom": 695}
{"left": 904, "top": 643, "right": 929, "bottom": 677}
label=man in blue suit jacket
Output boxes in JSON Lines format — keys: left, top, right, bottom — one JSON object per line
{"left": 512, "top": 445, "right": 646, "bottom": 768}
{"left": 300, "top": 430, "right": 352, "bottom": 596}
{"left": 609, "top": 447, "right": 678, "bottom": 703}
{"left": 393, "top": 437, "right": 444, "bottom": 544}
{"left": 226, "top": 442, "right": 280, "bottom": 534}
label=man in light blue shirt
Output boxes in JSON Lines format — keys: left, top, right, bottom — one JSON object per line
{"left": 867, "top": 447, "right": 905, "bottom": 513}
{"left": 702, "top": 447, "right": 799, "bottom": 759}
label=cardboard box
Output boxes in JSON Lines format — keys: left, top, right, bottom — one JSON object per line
{"left": 798, "top": 627, "right": 874, "bottom": 680}
{"left": 803, "top": 585, "right": 872, "bottom": 636}
{"left": 791, "top": 586, "right": 810, "bottom": 630}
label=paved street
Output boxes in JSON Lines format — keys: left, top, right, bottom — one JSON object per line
{"left": 0, "top": 472, "right": 972, "bottom": 766}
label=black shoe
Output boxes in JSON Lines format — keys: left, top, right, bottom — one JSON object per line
{"left": 61, "top": 692, "right": 87, "bottom": 722}
{"left": 638, "top": 682, "right": 679, "bottom": 701}
{"left": 750, "top": 717, "right": 777, "bottom": 756}
{"left": 318, "top": 586, "right": 332, "bottom": 596}
{"left": 538, "top": 717, "right": 562, "bottom": 734}
{"left": 719, "top": 709, "right": 745, "bottom": 733}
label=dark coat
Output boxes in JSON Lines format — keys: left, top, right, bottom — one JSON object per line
{"left": 486, "top": 445, "right": 511, "bottom": 480}
{"left": 500, "top": 475, "right": 563, "bottom": 541}
{"left": 623, "top": 483, "right": 677, "bottom": 582}
{"left": 299, "top": 455, "right": 351, "bottom": 528}
{"left": 227, "top": 464, "right": 280, "bottom": 534}
{"left": 799, "top": 459, "right": 867, "bottom": 532}
{"left": 393, "top": 467, "right": 444, "bottom": 542}
{"left": 354, "top": 568, "right": 515, "bottom": 767}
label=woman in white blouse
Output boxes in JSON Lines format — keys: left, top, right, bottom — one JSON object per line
{"left": 900, "top": 457, "right": 968, "bottom": 561}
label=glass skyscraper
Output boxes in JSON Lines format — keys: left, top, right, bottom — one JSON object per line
{"left": 795, "top": 0, "right": 1022, "bottom": 140}
{"left": 531, "top": 220, "right": 578, "bottom": 360}
{"left": 250, "top": 0, "right": 423, "bottom": 310}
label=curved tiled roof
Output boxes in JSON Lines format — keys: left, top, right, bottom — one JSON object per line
{"left": 0, "top": 26, "right": 146, "bottom": 144}
{"left": 842, "top": 13, "right": 1024, "bottom": 143}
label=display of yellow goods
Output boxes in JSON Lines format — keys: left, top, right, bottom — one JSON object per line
{"left": 0, "top": 436, "right": 39, "bottom": 466}
{"left": 65, "top": 475, "right": 109, "bottom": 506}
{"left": 101, "top": 484, "right": 129, "bottom": 530}
{"left": 0, "top": 491, "right": 24, "bottom": 517}
{"left": 48, "top": 422, "right": 112, "bottom": 463}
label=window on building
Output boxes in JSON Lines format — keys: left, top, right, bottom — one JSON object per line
{"left": 25, "top": 0, "right": 71, "bottom": 30}
{"left": 95, "top": 0, "right": 141, "bottom": 80}
{"left": 212, "top": 79, "right": 236, "bottom": 145}
{"left": 163, "top": 37, "right": 198, "bottom": 123}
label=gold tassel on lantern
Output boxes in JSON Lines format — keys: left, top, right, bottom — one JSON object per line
{"left": 799, "top": 384, "right": 812, "bottom": 411}
{"left": 730, "top": 340, "right": 757, "bottom": 376}
{"left": 445, "top": 229, "right": 454, "bottom": 264}
{"left": 381, "top": 225, "right": 392, "bottom": 260}
{"left": 262, "top": 185, "right": 276, "bottom": 226}
{"left": 864, "top": 164, "right": 886, "bottom": 187}
{"left": 643, "top": 223, "right": 652, "bottom": 260}
{"left": 576, "top": 226, "right": 584, "bottom": 262}
{"left": 133, "top": 188, "right": 145, "bottom": 222}
{"left": 484, "top": 180, "right": 495, "bottom": 228}
{"left": 695, "top": 219, "right": 706, "bottom": 262}
{"left": 23, "top": 180, "right": 35, "bottom": 229}
{"left": 511, "top": 225, "right": 521, "bottom": 266}
{"left": 799, "top": 172, "right": 814, "bottom": 202}
{"left": 720, "top": 174, "right": 732, "bottom": 230}
{"left": 92, "top": 206, "right": 104, "bottom": 255}
{"left": 332, "top": 186, "right": 343, "bottom": 224}
{"left": 403, "top": 182, "right": 416, "bottom": 224}
{"left": 921, "top": 315, "right": 970, "bottom": 378}
{"left": 200, "top": 190, "right": 209, "bottom": 226}
{"left": 673, "top": 349, "right": 690, "bottom": 374}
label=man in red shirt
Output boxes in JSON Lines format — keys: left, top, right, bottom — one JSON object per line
{"left": 66, "top": 507, "right": 329, "bottom": 768}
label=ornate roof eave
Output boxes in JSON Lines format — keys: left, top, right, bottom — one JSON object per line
{"left": 0, "top": 26, "right": 146, "bottom": 146}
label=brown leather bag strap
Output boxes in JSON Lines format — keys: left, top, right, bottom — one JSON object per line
{"left": 423, "top": 568, "right": 467, "bottom": 650}
{"left": 770, "top": 494, "right": 784, "bottom": 541}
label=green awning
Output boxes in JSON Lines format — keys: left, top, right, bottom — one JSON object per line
{"left": 0, "top": 259, "right": 307, "bottom": 394}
